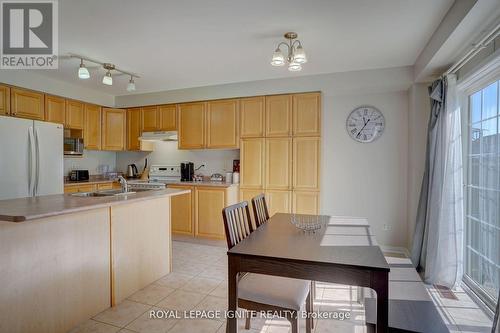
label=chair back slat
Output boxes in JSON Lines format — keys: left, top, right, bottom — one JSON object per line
{"left": 222, "top": 201, "right": 254, "bottom": 249}
{"left": 251, "top": 193, "right": 269, "bottom": 228}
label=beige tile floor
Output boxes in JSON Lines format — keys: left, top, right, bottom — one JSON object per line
{"left": 69, "top": 240, "right": 494, "bottom": 333}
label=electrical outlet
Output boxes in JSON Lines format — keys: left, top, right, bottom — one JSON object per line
{"left": 383, "top": 224, "right": 392, "bottom": 231}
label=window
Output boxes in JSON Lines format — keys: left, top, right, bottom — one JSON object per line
{"left": 464, "top": 79, "right": 500, "bottom": 310}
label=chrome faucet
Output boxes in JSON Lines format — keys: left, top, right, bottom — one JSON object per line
{"left": 117, "top": 176, "right": 129, "bottom": 193}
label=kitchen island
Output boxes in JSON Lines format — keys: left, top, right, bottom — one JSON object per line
{"left": 0, "top": 188, "right": 189, "bottom": 333}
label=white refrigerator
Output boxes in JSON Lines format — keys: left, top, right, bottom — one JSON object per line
{"left": 0, "top": 115, "right": 64, "bottom": 200}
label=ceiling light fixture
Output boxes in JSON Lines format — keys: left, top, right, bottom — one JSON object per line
{"left": 78, "top": 59, "right": 90, "bottom": 79}
{"left": 127, "top": 76, "right": 136, "bottom": 92}
{"left": 102, "top": 63, "right": 114, "bottom": 86}
{"left": 69, "top": 53, "right": 140, "bottom": 91}
{"left": 270, "top": 32, "right": 307, "bottom": 71}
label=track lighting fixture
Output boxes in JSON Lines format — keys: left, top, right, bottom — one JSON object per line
{"left": 69, "top": 53, "right": 140, "bottom": 91}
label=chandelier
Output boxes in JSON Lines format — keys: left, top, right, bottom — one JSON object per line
{"left": 270, "top": 32, "right": 307, "bottom": 71}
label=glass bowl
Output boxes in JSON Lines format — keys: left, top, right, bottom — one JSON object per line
{"left": 290, "top": 214, "right": 323, "bottom": 233}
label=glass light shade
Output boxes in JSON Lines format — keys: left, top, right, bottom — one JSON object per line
{"left": 288, "top": 62, "right": 302, "bottom": 72}
{"left": 78, "top": 64, "right": 90, "bottom": 79}
{"left": 102, "top": 72, "right": 113, "bottom": 85}
{"left": 293, "top": 45, "right": 307, "bottom": 64}
{"left": 270, "top": 48, "right": 285, "bottom": 66}
{"left": 126, "top": 79, "right": 136, "bottom": 92}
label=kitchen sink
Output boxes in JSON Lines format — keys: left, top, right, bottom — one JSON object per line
{"left": 71, "top": 190, "right": 137, "bottom": 197}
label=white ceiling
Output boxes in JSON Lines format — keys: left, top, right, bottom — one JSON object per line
{"left": 43, "top": 0, "right": 453, "bottom": 96}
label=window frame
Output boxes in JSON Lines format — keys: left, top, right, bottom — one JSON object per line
{"left": 458, "top": 54, "right": 500, "bottom": 313}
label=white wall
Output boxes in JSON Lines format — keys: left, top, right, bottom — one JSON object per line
{"left": 64, "top": 150, "right": 117, "bottom": 176}
{"left": 117, "top": 66, "right": 415, "bottom": 249}
{"left": 116, "top": 143, "right": 239, "bottom": 176}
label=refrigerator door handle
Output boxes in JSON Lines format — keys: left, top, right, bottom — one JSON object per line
{"left": 34, "top": 128, "right": 40, "bottom": 196}
{"left": 28, "top": 127, "right": 35, "bottom": 196}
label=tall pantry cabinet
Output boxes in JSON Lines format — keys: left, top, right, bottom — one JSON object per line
{"left": 240, "top": 92, "right": 321, "bottom": 215}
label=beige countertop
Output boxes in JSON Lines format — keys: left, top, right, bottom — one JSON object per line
{"left": 0, "top": 189, "right": 189, "bottom": 223}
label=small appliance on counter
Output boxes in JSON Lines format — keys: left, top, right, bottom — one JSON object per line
{"left": 233, "top": 172, "right": 240, "bottom": 184}
{"left": 210, "top": 173, "right": 224, "bottom": 182}
{"left": 69, "top": 170, "right": 89, "bottom": 181}
{"left": 181, "top": 162, "right": 194, "bottom": 181}
{"left": 233, "top": 159, "right": 240, "bottom": 172}
{"left": 127, "top": 164, "right": 139, "bottom": 178}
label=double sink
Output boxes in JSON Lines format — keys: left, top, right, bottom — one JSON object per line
{"left": 71, "top": 188, "right": 152, "bottom": 197}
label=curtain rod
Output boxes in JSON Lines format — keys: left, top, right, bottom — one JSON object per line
{"left": 444, "top": 22, "right": 500, "bottom": 76}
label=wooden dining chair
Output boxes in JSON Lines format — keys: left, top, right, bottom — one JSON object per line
{"left": 222, "top": 201, "right": 312, "bottom": 333}
{"left": 250, "top": 194, "right": 316, "bottom": 329}
{"left": 251, "top": 193, "right": 269, "bottom": 228}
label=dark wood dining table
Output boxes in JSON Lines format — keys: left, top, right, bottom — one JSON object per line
{"left": 226, "top": 213, "right": 390, "bottom": 333}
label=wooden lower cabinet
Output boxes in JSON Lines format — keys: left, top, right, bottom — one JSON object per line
{"left": 64, "top": 182, "right": 116, "bottom": 193}
{"left": 265, "top": 190, "right": 291, "bottom": 217}
{"left": 97, "top": 183, "right": 113, "bottom": 191}
{"left": 240, "top": 188, "right": 264, "bottom": 228}
{"left": 195, "top": 186, "right": 238, "bottom": 239}
{"left": 170, "top": 185, "right": 194, "bottom": 236}
{"left": 292, "top": 191, "right": 320, "bottom": 214}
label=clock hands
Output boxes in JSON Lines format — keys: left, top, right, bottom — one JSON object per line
{"left": 356, "top": 117, "right": 370, "bottom": 138}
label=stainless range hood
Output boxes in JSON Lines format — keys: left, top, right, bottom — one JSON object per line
{"left": 139, "top": 131, "right": 178, "bottom": 142}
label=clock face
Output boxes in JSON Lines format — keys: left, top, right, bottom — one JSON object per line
{"left": 346, "top": 106, "right": 385, "bottom": 143}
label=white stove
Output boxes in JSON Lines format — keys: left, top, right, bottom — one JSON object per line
{"left": 149, "top": 165, "right": 181, "bottom": 183}
{"left": 127, "top": 165, "right": 182, "bottom": 190}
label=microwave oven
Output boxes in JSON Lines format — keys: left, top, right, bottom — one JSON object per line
{"left": 64, "top": 137, "right": 84, "bottom": 156}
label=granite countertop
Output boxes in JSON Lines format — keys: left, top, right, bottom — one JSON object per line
{"left": 0, "top": 188, "right": 189, "bottom": 223}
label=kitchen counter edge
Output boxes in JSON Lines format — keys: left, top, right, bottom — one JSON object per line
{"left": 0, "top": 188, "right": 190, "bottom": 223}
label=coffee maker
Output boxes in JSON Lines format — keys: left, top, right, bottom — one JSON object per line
{"left": 180, "top": 162, "right": 194, "bottom": 181}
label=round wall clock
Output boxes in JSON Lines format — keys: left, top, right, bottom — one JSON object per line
{"left": 346, "top": 106, "right": 385, "bottom": 143}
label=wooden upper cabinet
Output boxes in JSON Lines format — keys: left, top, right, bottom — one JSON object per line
{"left": 45, "top": 95, "right": 66, "bottom": 124}
{"left": 102, "top": 108, "right": 126, "bottom": 151}
{"left": 0, "top": 85, "right": 11, "bottom": 116}
{"left": 178, "top": 102, "right": 206, "bottom": 149}
{"left": 65, "top": 100, "right": 84, "bottom": 129}
{"left": 265, "top": 137, "right": 292, "bottom": 190}
{"left": 240, "top": 96, "right": 265, "bottom": 138}
{"left": 84, "top": 104, "right": 101, "bottom": 150}
{"left": 265, "top": 94, "right": 292, "bottom": 137}
{"left": 141, "top": 106, "right": 159, "bottom": 132}
{"left": 293, "top": 92, "right": 321, "bottom": 136}
{"left": 10, "top": 87, "right": 44, "bottom": 120}
{"left": 127, "top": 108, "right": 141, "bottom": 151}
{"left": 292, "top": 191, "right": 320, "bottom": 214}
{"left": 240, "top": 138, "right": 265, "bottom": 189}
{"left": 158, "top": 104, "right": 177, "bottom": 131}
{"left": 206, "top": 99, "right": 239, "bottom": 149}
{"left": 293, "top": 137, "right": 321, "bottom": 190}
